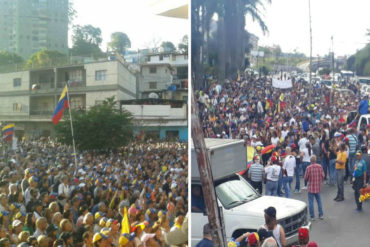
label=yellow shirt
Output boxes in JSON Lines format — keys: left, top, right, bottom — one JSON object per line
{"left": 336, "top": 151, "right": 347, "bottom": 169}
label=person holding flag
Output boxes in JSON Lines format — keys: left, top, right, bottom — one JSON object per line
{"left": 2, "top": 123, "right": 15, "bottom": 142}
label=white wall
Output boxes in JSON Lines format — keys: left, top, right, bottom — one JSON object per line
{"left": 0, "top": 71, "right": 30, "bottom": 92}
{"left": 0, "top": 96, "right": 29, "bottom": 116}
{"left": 86, "top": 91, "right": 118, "bottom": 108}
{"left": 121, "top": 105, "right": 186, "bottom": 119}
{"left": 85, "top": 61, "right": 118, "bottom": 86}
{"left": 117, "top": 63, "right": 136, "bottom": 95}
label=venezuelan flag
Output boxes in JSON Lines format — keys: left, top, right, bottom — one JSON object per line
{"left": 52, "top": 86, "right": 69, "bottom": 125}
{"left": 2, "top": 124, "right": 15, "bottom": 136}
{"left": 2, "top": 124, "right": 15, "bottom": 141}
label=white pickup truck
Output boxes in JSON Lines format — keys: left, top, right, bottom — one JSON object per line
{"left": 191, "top": 138, "right": 310, "bottom": 246}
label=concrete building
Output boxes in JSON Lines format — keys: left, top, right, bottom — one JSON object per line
{"left": 0, "top": 0, "right": 69, "bottom": 59}
{"left": 0, "top": 60, "right": 137, "bottom": 138}
{"left": 120, "top": 99, "right": 187, "bottom": 141}
{"left": 140, "top": 52, "right": 188, "bottom": 100}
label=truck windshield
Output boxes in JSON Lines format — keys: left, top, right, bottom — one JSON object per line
{"left": 215, "top": 176, "right": 259, "bottom": 209}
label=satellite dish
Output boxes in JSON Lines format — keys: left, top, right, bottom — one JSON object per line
{"left": 148, "top": 92, "right": 159, "bottom": 99}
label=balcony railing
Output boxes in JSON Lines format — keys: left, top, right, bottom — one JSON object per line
{"left": 57, "top": 81, "right": 86, "bottom": 88}
{"left": 30, "top": 82, "right": 55, "bottom": 90}
{"left": 30, "top": 110, "right": 54, "bottom": 116}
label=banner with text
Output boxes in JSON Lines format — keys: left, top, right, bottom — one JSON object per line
{"left": 272, "top": 79, "right": 293, "bottom": 89}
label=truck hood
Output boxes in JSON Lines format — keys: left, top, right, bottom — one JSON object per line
{"left": 227, "top": 196, "right": 307, "bottom": 220}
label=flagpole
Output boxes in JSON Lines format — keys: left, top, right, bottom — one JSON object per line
{"left": 65, "top": 83, "right": 78, "bottom": 173}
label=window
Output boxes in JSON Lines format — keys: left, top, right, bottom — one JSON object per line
{"left": 13, "top": 103, "right": 22, "bottom": 112}
{"left": 149, "top": 82, "right": 157, "bottom": 89}
{"left": 149, "top": 67, "right": 156, "bottom": 74}
{"left": 95, "top": 70, "right": 107, "bottom": 81}
{"left": 13, "top": 78, "right": 21, "bottom": 87}
{"left": 165, "top": 130, "right": 179, "bottom": 140}
{"left": 69, "top": 70, "right": 83, "bottom": 82}
{"left": 159, "top": 55, "right": 163, "bottom": 61}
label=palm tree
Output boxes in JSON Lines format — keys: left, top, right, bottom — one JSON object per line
{"left": 191, "top": 0, "right": 271, "bottom": 87}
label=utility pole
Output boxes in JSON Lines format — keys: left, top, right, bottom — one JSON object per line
{"left": 331, "top": 36, "right": 335, "bottom": 84}
{"left": 191, "top": 87, "right": 226, "bottom": 247}
{"left": 308, "top": 0, "right": 313, "bottom": 97}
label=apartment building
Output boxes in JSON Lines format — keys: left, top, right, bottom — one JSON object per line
{"left": 140, "top": 52, "right": 188, "bottom": 100}
{"left": 0, "top": 0, "right": 69, "bottom": 59}
{"left": 120, "top": 99, "right": 187, "bottom": 141}
{"left": 0, "top": 60, "right": 137, "bottom": 137}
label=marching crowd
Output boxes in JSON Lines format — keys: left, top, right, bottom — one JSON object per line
{"left": 0, "top": 138, "right": 188, "bottom": 247}
{"left": 195, "top": 74, "right": 369, "bottom": 246}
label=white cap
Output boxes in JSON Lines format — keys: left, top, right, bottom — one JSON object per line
{"left": 12, "top": 219, "right": 22, "bottom": 228}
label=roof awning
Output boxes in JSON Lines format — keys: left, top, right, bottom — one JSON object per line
{"left": 150, "top": 0, "right": 188, "bottom": 19}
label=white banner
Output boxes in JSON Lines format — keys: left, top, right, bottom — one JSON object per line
{"left": 272, "top": 79, "right": 293, "bottom": 89}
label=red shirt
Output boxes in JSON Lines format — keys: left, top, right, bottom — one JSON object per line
{"left": 304, "top": 163, "right": 325, "bottom": 194}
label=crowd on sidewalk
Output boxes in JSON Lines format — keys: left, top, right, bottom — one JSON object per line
{"left": 0, "top": 138, "right": 188, "bottom": 247}
{"left": 196, "top": 73, "right": 370, "bottom": 246}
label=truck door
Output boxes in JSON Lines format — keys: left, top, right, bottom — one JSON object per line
{"left": 191, "top": 184, "right": 209, "bottom": 247}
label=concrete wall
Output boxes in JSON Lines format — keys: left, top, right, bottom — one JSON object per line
{"left": 134, "top": 126, "right": 188, "bottom": 141}
{"left": 85, "top": 61, "right": 118, "bottom": 86}
{"left": 117, "top": 62, "right": 137, "bottom": 96}
{"left": 0, "top": 71, "right": 30, "bottom": 92}
{"left": 140, "top": 65, "right": 172, "bottom": 92}
{"left": 121, "top": 105, "right": 186, "bottom": 119}
{"left": 86, "top": 91, "right": 118, "bottom": 108}
{"left": 0, "top": 96, "right": 29, "bottom": 116}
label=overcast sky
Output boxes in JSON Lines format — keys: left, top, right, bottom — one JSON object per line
{"left": 70, "top": 0, "right": 188, "bottom": 50}
{"left": 246, "top": 0, "right": 370, "bottom": 57}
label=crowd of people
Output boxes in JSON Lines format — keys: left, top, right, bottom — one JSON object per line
{"left": 0, "top": 138, "right": 188, "bottom": 247}
{"left": 196, "top": 206, "right": 318, "bottom": 247}
{"left": 195, "top": 73, "right": 370, "bottom": 246}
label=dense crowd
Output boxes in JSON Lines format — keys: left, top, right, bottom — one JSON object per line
{"left": 0, "top": 138, "right": 188, "bottom": 247}
{"left": 195, "top": 74, "right": 369, "bottom": 246}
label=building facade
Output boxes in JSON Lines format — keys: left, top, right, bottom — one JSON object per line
{"left": 140, "top": 52, "right": 188, "bottom": 100}
{"left": 0, "top": 0, "right": 69, "bottom": 59}
{"left": 120, "top": 99, "right": 187, "bottom": 141}
{"left": 0, "top": 60, "right": 137, "bottom": 138}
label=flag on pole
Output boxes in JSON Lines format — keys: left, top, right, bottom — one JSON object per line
{"left": 2, "top": 124, "right": 15, "bottom": 142}
{"left": 279, "top": 93, "right": 284, "bottom": 102}
{"left": 52, "top": 86, "right": 69, "bottom": 125}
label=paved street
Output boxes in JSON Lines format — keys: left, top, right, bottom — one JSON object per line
{"left": 290, "top": 178, "right": 370, "bottom": 246}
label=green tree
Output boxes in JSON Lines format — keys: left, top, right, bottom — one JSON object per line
{"left": 55, "top": 97, "right": 133, "bottom": 152}
{"left": 26, "top": 49, "right": 66, "bottom": 68}
{"left": 161, "top": 41, "right": 176, "bottom": 52}
{"left": 191, "top": 0, "right": 271, "bottom": 88}
{"left": 0, "top": 51, "right": 23, "bottom": 65}
{"left": 178, "top": 35, "right": 188, "bottom": 53}
{"left": 71, "top": 25, "right": 103, "bottom": 57}
{"left": 108, "top": 32, "right": 131, "bottom": 54}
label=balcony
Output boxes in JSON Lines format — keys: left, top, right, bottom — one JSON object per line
{"left": 57, "top": 81, "right": 86, "bottom": 89}
{"left": 30, "top": 110, "right": 54, "bottom": 116}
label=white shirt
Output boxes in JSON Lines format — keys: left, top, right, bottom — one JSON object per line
{"left": 271, "top": 137, "right": 280, "bottom": 146}
{"left": 281, "top": 130, "right": 289, "bottom": 139}
{"left": 301, "top": 148, "right": 311, "bottom": 163}
{"left": 298, "top": 138, "right": 309, "bottom": 151}
{"left": 265, "top": 165, "right": 281, "bottom": 181}
{"left": 283, "top": 155, "right": 296, "bottom": 177}
{"left": 58, "top": 183, "right": 71, "bottom": 198}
